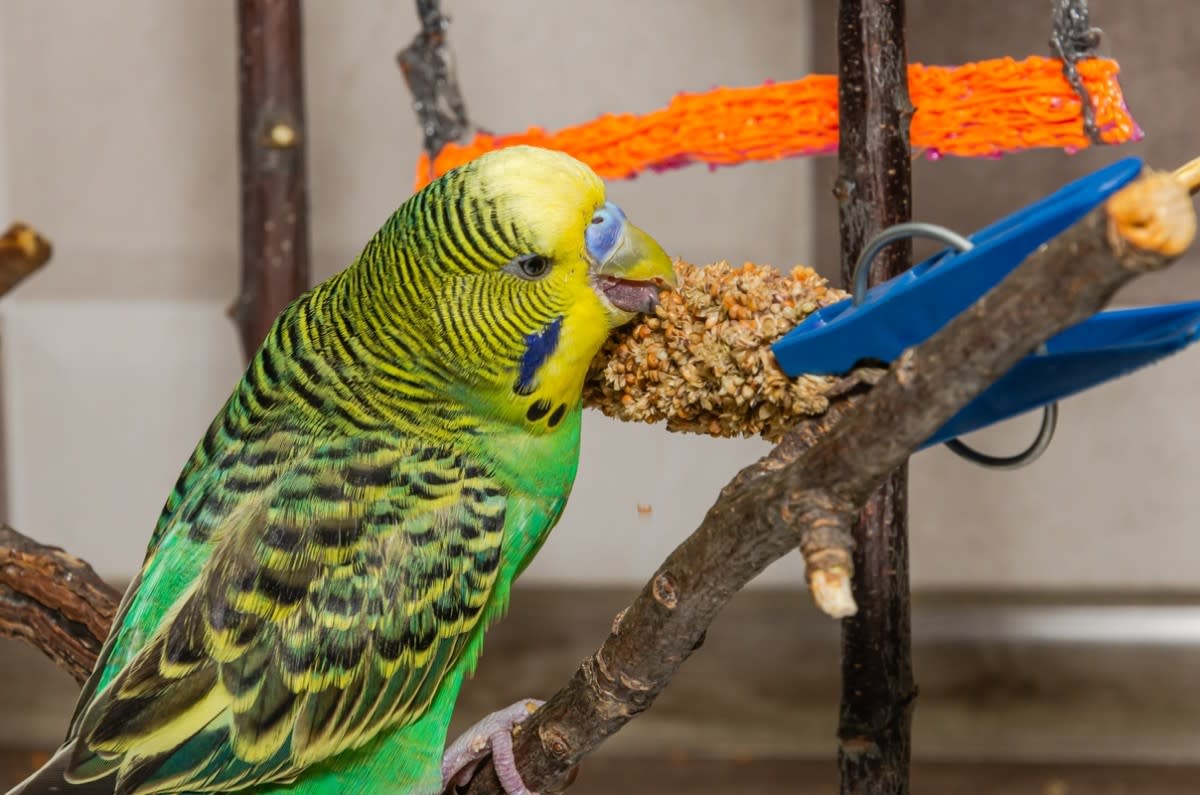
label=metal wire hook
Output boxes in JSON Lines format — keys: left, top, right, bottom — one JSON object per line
{"left": 850, "top": 221, "right": 1058, "bottom": 470}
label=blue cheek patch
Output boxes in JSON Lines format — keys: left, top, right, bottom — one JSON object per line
{"left": 585, "top": 202, "right": 627, "bottom": 264}
{"left": 515, "top": 315, "right": 563, "bottom": 396}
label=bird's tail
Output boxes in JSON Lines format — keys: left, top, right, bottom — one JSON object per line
{"left": 5, "top": 741, "right": 113, "bottom": 795}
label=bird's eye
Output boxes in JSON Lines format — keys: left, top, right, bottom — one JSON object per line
{"left": 508, "top": 253, "right": 551, "bottom": 280}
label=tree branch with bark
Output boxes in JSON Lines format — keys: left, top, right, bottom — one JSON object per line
{"left": 232, "top": 0, "right": 311, "bottom": 359}
{"left": 833, "top": 0, "right": 916, "bottom": 790}
{"left": 0, "top": 525, "right": 117, "bottom": 685}
{"left": 0, "top": 166, "right": 1194, "bottom": 793}
{"left": 457, "top": 166, "right": 1198, "bottom": 794}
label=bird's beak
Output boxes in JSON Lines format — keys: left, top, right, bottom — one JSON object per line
{"left": 592, "top": 223, "right": 677, "bottom": 316}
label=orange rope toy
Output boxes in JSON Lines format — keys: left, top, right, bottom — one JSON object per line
{"left": 413, "top": 56, "right": 1139, "bottom": 191}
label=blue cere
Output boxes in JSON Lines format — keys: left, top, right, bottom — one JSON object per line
{"left": 585, "top": 201, "right": 627, "bottom": 264}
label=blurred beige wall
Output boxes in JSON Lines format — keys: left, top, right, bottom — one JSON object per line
{"left": 0, "top": 0, "right": 1196, "bottom": 592}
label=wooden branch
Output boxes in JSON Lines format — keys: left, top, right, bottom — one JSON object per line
{"left": 0, "top": 525, "right": 119, "bottom": 684}
{"left": 0, "top": 223, "right": 52, "bottom": 298}
{"left": 233, "top": 0, "right": 311, "bottom": 360}
{"left": 458, "top": 170, "right": 1196, "bottom": 794}
{"left": 833, "top": 0, "right": 917, "bottom": 791}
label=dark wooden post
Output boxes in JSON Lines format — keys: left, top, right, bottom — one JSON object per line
{"left": 233, "top": 0, "right": 311, "bottom": 360}
{"left": 833, "top": 0, "right": 917, "bottom": 793}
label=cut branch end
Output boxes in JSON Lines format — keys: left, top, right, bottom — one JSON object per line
{"left": 0, "top": 222, "right": 52, "bottom": 298}
{"left": 1107, "top": 170, "right": 1196, "bottom": 260}
{"left": 810, "top": 566, "right": 858, "bottom": 618}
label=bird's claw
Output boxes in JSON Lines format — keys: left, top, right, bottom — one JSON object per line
{"left": 442, "top": 698, "right": 544, "bottom": 795}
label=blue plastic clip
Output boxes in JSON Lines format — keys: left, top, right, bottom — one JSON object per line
{"left": 771, "top": 156, "right": 1200, "bottom": 456}
{"left": 926, "top": 301, "right": 1200, "bottom": 447}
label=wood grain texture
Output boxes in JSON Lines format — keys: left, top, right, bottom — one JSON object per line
{"left": 0, "top": 525, "right": 119, "bottom": 684}
{"left": 233, "top": 0, "right": 311, "bottom": 359}
{"left": 832, "top": 1, "right": 917, "bottom": 792}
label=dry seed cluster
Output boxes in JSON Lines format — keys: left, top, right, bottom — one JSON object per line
{"left": 584, "top": 260, "right": 849, "bottom": 441}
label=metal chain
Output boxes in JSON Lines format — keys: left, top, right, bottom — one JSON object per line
{"left": 397, "top": 0, "right": 472, "bottom": 161}
{"left": 1049, "top": 0, "right": 1104, "bottom": 145}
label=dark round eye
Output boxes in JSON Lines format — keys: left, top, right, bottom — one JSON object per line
{"left": 511, "top": 254, "right": 551, "bottom": 280}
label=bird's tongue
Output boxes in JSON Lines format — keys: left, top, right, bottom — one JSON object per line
{"left": 596, "top": 276, "right": 662, "bottom": 313}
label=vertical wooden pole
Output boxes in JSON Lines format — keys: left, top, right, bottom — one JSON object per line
{"left": 233, "top": 0, "right": 310, "bottom": 360}
{"left": 834, "top": 1, "right": 916, "bottom": 793}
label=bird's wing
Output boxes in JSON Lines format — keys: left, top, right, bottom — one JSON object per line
{"left": 64, "top": 432, "right": 508, "bottom": 795}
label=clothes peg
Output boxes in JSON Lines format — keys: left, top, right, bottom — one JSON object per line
{"left": 772, "top": 156, "right": 1200, "bottom": 465}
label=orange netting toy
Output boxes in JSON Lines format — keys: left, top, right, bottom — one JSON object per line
{"left": 413, "top": 56, "right": 1139, "bottom": 191}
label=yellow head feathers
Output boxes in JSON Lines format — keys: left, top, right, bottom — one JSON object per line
{"left": 352, "top": 146, "right": 675, "bottom": 431}
{"left": 469, "top": 146, "right": 607, "bottom": 261}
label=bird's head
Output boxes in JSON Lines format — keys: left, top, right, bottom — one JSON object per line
{"left": 363, "top": 145, "right": 676, "bottom": 430}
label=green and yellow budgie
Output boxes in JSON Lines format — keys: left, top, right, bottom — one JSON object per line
{"left": 9, "top": 146, "right": 674, "bottom": 795}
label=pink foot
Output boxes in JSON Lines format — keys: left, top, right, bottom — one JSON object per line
{"left": 442, "top": 698, "right": 544, "bottom": 795}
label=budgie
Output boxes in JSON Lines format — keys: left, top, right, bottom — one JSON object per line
{"left": 9, "top": 146, "right": 675, "bottom": 795}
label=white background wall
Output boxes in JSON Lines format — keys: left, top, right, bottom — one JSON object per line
{"left": 0, "top": 0, "right": 1197, "bottom": 591}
